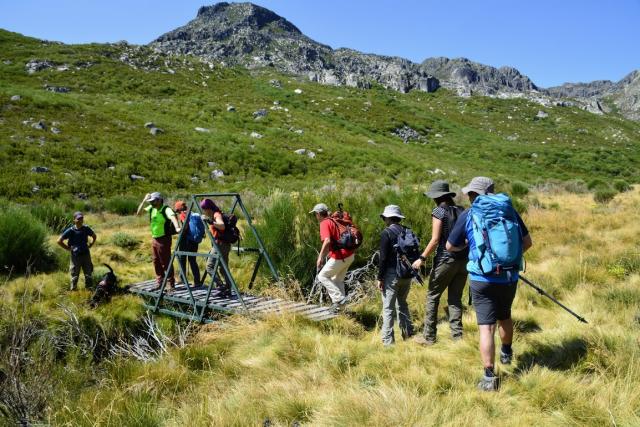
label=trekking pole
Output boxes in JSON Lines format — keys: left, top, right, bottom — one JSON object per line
{"left": 520, "top": 275, "right": 588, "bottom": 324}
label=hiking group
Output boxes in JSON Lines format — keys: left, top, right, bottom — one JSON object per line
{"left": 310, "top": 176, "right": 532, "bottom": 391}
{"left": 61, "top": 175, "right": 531, "bottom": 392}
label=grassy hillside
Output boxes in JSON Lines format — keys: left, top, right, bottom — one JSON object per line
{"left": 2, "top": 28, "right": 640, "bottom": 426}
{"left": 1, "top": 187, "right": 639, "bottom": 425}
{"left": 1, "top": 29, "right": 639, "bottom": 203}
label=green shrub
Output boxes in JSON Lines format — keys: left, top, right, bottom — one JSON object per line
{"left": 510, "top": 181, "right": 529, "bottom": 197}
{"left": 30, "top": 202, "right": 71, "bottom": 234}
{"left": 0, "top": 207, "right": 52, "bottom": 274}
{"left": 613, "top": 179, "right": 631, "bottom": 193}
{"left": 594, "top": 188, "right": 617, "bottom": 204}
{"left": 111, "top": 232, "right": 139, "bottom": 249}
{"left": 105, "top": 196, "right": 139, "bottom": 215}
{"left": 563, "top": 180, "right": 588, "bottom": 194}
{"left": 587, "top": 178, "right": 608, "bottom": 190}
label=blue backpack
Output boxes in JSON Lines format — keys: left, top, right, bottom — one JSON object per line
{"left": 187, "top": 212, "right": 205, "bottom": 244}
{"left": 469, "top": 194, "right": 523, "bottom": 276}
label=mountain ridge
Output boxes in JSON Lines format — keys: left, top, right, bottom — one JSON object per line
{"left": 148, "top": 2, "right": 639, "bottom": 120}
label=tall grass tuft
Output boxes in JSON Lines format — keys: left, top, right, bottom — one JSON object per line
{"left": 105, "top": 196, "right": 139, "bottom": 216}
{"left": 0, "top": 207, "right": 52, "bottom": 274}
{"left": 29, "top": 201, "right": 71, "bottom": 234}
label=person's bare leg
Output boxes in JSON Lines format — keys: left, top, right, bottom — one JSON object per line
{"left": 479, "top": 324, "right": 497, "bottom": 369}
{"left": 497, "top": 318, "right": 513, "bottom": 345}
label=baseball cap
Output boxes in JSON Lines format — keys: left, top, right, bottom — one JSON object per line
{"left": 309, "top": 203, "right": 329, "bottom": 214}
{"left": 462, "top": 177, "right": 495, "bottom": 195}
{"left": 73, "top": 211, "right": 84, "bottom": 220}
{"left": 174, "top": 200, "right": 187, "bottom": 212}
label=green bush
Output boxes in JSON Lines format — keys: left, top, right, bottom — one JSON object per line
{"left": 594, "top": 188, "right": 617, "bottom": 204}
{"left": 30, "top": 202, "right": 71, "bottom": 234}
{"left": 0, "top": 207, "right": 52, "bottom": 274}
{"left": 613, "top": 179, "right": 631, "bottom": 193}
{"left": 510, "top": 181, "right": 529, "bottom": 197}
{"left": 587, "top": 178, "right": 608, "bottom": 190}
{"left": 111, "top": 232, "right": 139, "bottom": 249}
{"left": 105, "top": 196, "right": 139, "bottom": 216}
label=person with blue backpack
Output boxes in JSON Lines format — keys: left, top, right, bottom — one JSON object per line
{"left": 446, "top": 177, "right": 532, "bottom": 391}
{"left": 377, "top": 205, "right": 417, "bottom": 346}
{"left": 174, "top": 201, "right": 205, "bottom": 286}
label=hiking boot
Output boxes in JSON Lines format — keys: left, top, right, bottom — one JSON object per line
{"left": 500, "top": 350, "right": 513, "bottom": 365}
{"left": 413, "top": 335, "right": 436, "bottom": 346}
{"left": 477, "top": 375, "right": 499, "bottom": 392}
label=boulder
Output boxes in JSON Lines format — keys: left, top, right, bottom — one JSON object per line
{"left": 253, "top": 109, "right": 268, "bottom": 119}
{"left": 250, "top": 131, "right": 263, "bottom": 139}
{"left": 536, "top": 110, "right": 549, "bottom": 119}
{"left": 44, "top": 85, "right": 70, "bottom": 93}
{"left": 51, "top": 127, "right": 61, "bottom": 134}
{"left": 31, "top": 120, "right": 47, "bottom": 131}
{"left": 25, "top": 60, "right": 53, "bottom": 74}
{"left": 195, "top": 127, "right": 210, "bottom": 133}
{"left": 191, "top": 176, "right": 199, "bottom": 183}
{"left": 10, "top": 95, "right": 21, "bottom": 101}
{"left": 270, "top": 79, "right": 282, "bottom": 88}
{"left": 31, "top": 166, "right": 50, "bottom": 173}
{"left": 391, "top": 125, "right": 425, "bottom": 143}
{"left": 150, "top": 127, "right": 164, "bottom": 136}
{"left": 226, "top": 105, "right": 236, "bottom": 112}
{"left": 144, "top": 122, "right": 155, "bottom": 128}
{"left": 293, "top": 149, "right": 306, "bottom": 155}
{"left": 294, "top": 88, "right": 303, "bottom": 94}
{"left": 32, "top": 186, "right": 40, "bottom": 193}
{"left": 207, "top": 161, "right": 217, "bottom": 167}
{"left": 129, "top": 174, "right": 145, "bottom": 181}
{"left": 210, "top": 169, "right": 224, "bottom": 179}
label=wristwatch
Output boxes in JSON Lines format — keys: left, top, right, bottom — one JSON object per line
{"left": 419, "top": 255, "right": 427, "bottom": 261}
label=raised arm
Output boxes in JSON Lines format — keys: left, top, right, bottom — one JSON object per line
{"left": 136, "top": 193, "right": 150, "bottom": 216}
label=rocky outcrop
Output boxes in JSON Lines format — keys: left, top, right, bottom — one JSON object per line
{"left": 420, "top": 57, "right": 538, "bottom": 95}
{"left": 149, "top": 2, "right": 439, "bottom": 93}
{"left": 546, "top": 70, "right": 640, "bottom": 121}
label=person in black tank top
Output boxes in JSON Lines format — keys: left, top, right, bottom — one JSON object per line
{"left": 412, "top": 180, "right": 469, "bottom": 345}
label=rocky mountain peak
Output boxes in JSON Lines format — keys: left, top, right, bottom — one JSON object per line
{"left": 195, "top": 2, "right": 302, "bottom": 35}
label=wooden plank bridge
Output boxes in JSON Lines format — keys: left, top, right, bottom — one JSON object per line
{"left": 129, "top": 280, "right": 338, "bottom": 322}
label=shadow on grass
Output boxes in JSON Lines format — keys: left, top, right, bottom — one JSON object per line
{"left": 515, "top": 337, "right": 588, "bottom": 375}
{"left": 514, "top": 318, "right": 542, "bottom": 334}
{"left": 348, "top": 306, "right": 380, "bottom": 331}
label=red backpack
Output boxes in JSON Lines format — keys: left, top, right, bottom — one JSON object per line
{"left": 329, "top": 204, "right": 363, "bottom": 250}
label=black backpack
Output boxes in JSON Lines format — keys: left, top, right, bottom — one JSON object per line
{"left": 387, "top": 224, "right": 421, "bottom": 279}
{"left": 218, "top": 213, "right": 240, "bottom": 244}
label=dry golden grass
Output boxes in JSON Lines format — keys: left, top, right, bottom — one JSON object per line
{"left": 5, "top": 188, "right": 640, "bottom": 426}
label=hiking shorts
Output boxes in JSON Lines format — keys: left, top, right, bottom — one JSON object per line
{"left": 470, "top": 280, "right": 517, "bottom": 325}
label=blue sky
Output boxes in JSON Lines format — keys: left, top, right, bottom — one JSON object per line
{"left": 1, "top": 0, "right": 638, "bottom": 88}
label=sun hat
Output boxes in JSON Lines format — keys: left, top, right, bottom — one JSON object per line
{"left": 380, "top": 205, "right": 405, "bottom": 219}
{"left": 462, "top": 177, "right": 495, "bottom": 195}
{"left": 148, "top": 191, "right": 162, "bottom": 202}
{"left": 309, "top": 203, "right": 329, "bottom": 214}
{"left": 424, "top": 180, "right": 456, "bottom": 199}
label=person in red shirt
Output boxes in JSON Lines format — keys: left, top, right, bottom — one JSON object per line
{"left": 310, "top": 203, "right": 355, "bottom": 311}
{"left": 200, "top": 198, "right": 232, "bottom": 297}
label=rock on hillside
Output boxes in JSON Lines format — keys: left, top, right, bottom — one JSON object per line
{"left": 149, "top": 2, "right": 439, "bottom": 93}
{"left": 420, "top": 57, "right": 538, "bottom": 96}
{"left": 546, "top": 70, "right": 640, "bottom": 121}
